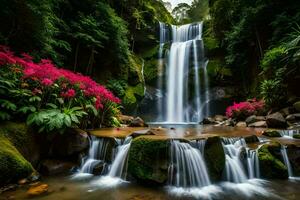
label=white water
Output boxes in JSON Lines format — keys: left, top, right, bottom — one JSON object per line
{"left": 281, "top": 146, "right": 293, "bottom": 178}
{"left": 157, "top": 22, "right": 210, "bottom": 123}
{"left": 168, "top": 140, "right": 211, "bottom": 187}
{"left": 222, "top": 138, "right": 260, "bottom": 183}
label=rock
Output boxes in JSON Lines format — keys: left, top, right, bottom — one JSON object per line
{"left": 248, "top": 121, "right": 267, "bottom": 128}
{"left": 0, "top": 135, "right": 33, "bottom": 186}
{"left": 40, "top": 159, "right": 75, "bottom": 175}
{"left": 266, "top": 112, "right": 287, "bottom": 128}
{"left": 204, "top": 136, "right": 225, "bottom": 181}
{"left": 256, "top": 116, "right": 266, "bottom": 121}
{"left": 92, "top": 161, "right": 106, "bottom": 175}
{"left": 293, "top": 101, "right": 300, "bottom": 112}
{"left": 118, "top": 115, "right": 134, "bottom": 125}
{"left": 262, "top": 129, "right": 282, "bottom": 137}
{"left": 293, "top": 134, "right": 300, "bottom": 139}
{"left": 258, "top": 142, "right": 288, "bottom": 179}
{"left": 27, "top": 184, "right": 48, "bottom": 197}
{"left": 236, "top": 121, "right": 247, "bottom": 127}
{"left": 214, "top": 115, "right": 226, "bottom": 122}
{"left": 51, "top": 128, "right": 89, "bottom": 158}
{"left": 224, "top": 118, "right": 235, "bottom": 126}
{"left": 131, "top": 130, "right": 154, "bottom": 138}
{"left": 286, "top": 114, "right": 296, "bottom": 121}
{"left": 280, "top": 107, "right": 295, "bottom": 117}
{"left": 129, "top": 117, "right": 146, "bottom": 127}
{"left": 128, "top": 137, "right": 168, "bottom": 185}
{"left": 287, "top": 145, "right": 300, "bottom": 176}
{"left": 201, "top": 117, "right": 216, "bottom": 124}
{"left": 244, "top": 135, "right": 259, "bottom": 144}
{"left": 245, "top": 115, "right": 257, "bottom": 125}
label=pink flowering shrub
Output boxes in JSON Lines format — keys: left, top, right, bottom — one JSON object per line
{"left": 0, "top": 46, "right": 121, "bottom": 131}
{"left": 226, "top": 99, "right": 265, "bottom": 119}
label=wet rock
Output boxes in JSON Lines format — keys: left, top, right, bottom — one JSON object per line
{"left": 40, "top": 159, "right": 75, "bottom": 175}
{"left": 244, "top": 135, "right": 259, "bottom": 144}
{"left": 287, "top": 145, "right": 300, "bottom": 176}
{"left": 128, "top": 137, "right": 168, "bottom": 185}
{"left": 214, "top": 115, "right": 227, "bottom": 122}
{"left": 236, "top": 121, "right": 247, "bottom": 127}
{"left": 51, "top": 128, "right": 89, "bottom": 158}
{"left": 129, "top": 117, "right": 146, "bottom": 127}
{"left": 248, "top": 121, "right": 267, "bottom": 128}
{"left": 224, "top": 118, "right": 235, "bottom": 126}
{"left": 204, "top": 136, "right": 225, "bottom": 182}
{"left": 245, "top": 115, "right": 257, "bottom": 125}
{"left": 293, "top": 134, "right": 300, "bottom": 139}
{"left": 118, "top": 115, "right": 134, "bottom": 125}
{"left": 131, "top": 130, "right": 154, "bottom": 138}
{"left": 286, "top": 114, "right": 296, "bottom": 121}
{"left": 262, "top": 129, "right": 282, "bottom": 137}
{"left": 201, "top": 117, "right": 216, "bottom": 124}
{"left": 266, "top": 112, "right": 287, "bottom": 128}
{"left": 293, "top": 101, "right": 300, "bottom": 112}
{"left": 258, "top": 142, "right": 288, "bottom": 179}
{"left": 92, "top": 161, "right": 106, "bottom": 175}
{"left": 27, "top": 184, "right": 48, "bottom": 197}
{"left": 280, "top": 107, "right": 295, "bottom": 117}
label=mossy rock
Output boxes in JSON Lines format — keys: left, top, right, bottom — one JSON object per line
{"left": 123, "top": 83, "right": 145, "bottom": 111}
{"left": 0, "top": 135, "right": 34, "bottom": 186}
{"left": 293, "top": 134, "right": 300, "bottom": 139}
{"left": 204, "top": 136, "right": 225, "bottom": 181}
{"left": 127, "top": 137, "right": 169, "bottom": 185}
{"left": 244, "top": 135, "right": 259, "bottom": 144}
{"left": 293, "top": 101, "right": 300, "bottom": 112}
{"left": 258, "top": 142, "right": 288, "bottom": 179}
{"left": 287, "top": 145, "right": 300, "bottom": 176}
{"left": 262, "top": 129, "right": 282, "bottom": 137}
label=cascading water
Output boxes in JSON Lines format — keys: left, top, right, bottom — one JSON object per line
{"left": 222, "top": 138, "right": 260, "bottom": 183}
{"left": 281, "top": 145, "right": 293, "bottom": 178}
{"left": 168, "top": 140, "right": 211, "bottom": 187}
{"left": 157, "top": 22, "right": 210, "bottom": 123}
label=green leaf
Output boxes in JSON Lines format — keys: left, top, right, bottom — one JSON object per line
{"left": 29, "top": 96, "right": 42, "bottom": 102}
{"left": 0, "top": 99, "right": 17, "bottom": 111}
{"left": 57, "top": 98, "right": 64, "bottom": 104}
{"left": 0, "top": 111, "right": 11, "bottom": 120}
{"left": 46, "top": 103, "right": 58, "bottom": 109}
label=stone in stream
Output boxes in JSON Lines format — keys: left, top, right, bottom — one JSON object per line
{"left": 27, "top": 184, "right": 49, "bottom": 197}
{"left": 129, "top": 117, "right": 146, "bottom": 127}
{"left": 245, "top": 115, "right": 257, "bottom": 125}
{"left": 248, "top": 121, "right": 267, "bottom": 128}
{"left": 118, "top": 114, "right": 134, "bottom": 125}
{"left": 262, "top": 129, "right": 282, "bottom": 137}
{"left": 293, "top": 134, "right": 300, "bottom": 139}
{"left": 258, "top": 142, "right": 288, "bottom": 179}
{"left": 40, "top": 159, "right": 76, "bottom": 175}
{"left": 236, "top": 121, "right": 247, "bottom": 127}
{"left": 244, "top": 135, "right": 259, "bottom": 144}
{"left": 201, "top": 117, "right": 216, "bottom": 124}
{"left": 266, "top": 112, "right": 287, "bottom": 128}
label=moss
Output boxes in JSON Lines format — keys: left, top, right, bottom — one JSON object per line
{"left": 258, "top": 142, "right": 288, "bottom": 179}
{"left": 204, "top": 136, "right": 225, "bottom": 181}
{"left": 293, "top": 134, "right": 300, "bottom": 139}
{"left": 123, "top": 84, "right": 145, "bottom": 110}
{"left": 144, "top": 58, "right": 158, "bottom": 83}
{"left": 0, "top": 135, "right": 33, "bottom": 186}
{"left": 262, "top": 129, "right": 282, "bottom": 137}
{"left": 127, "top": 137, "right": 169, "bottom": 185}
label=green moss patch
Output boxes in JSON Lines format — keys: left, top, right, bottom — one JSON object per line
{"left": 127, "top": 137, "right": 169, "bottom": 185}
{"left": 262, "top": 129, "right": 282, "bottom": 137}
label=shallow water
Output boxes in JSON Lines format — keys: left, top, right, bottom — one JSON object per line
{"left": 2, "top": 175, "right": 300, "bottom": 200}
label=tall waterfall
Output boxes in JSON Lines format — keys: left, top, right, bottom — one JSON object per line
{"left": 168, "top": 140, "right": 211, "bottom": 187}
{"left": 157, "top": 22, "right": 210, "bottom": 123}
{"left": 222, "top": 138, "right": 260, "bottom": 183}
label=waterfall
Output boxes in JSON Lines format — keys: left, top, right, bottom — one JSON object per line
{"left": 168, "top": 140, "right": 211, "bottom": 187}
{"left": 281, "top": 146, "right": 293, "bottom": 178}
{"left": 157, "top": 22, "right": 210, "bottom": 123}
{"left": 79, "top": 136, "right": 110, "bottom": 174}
{"left": 222, "top": 138, "right": 260, "bottom": 183}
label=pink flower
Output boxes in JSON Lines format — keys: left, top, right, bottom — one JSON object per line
{"left": 41, "top": 78, "right": 53, "bottom": 86}
{"left": 61, "top": 89, "right": 76, "bottom": 98}
{"left": 226, "top": 99, "right": 264, "bottom": 119}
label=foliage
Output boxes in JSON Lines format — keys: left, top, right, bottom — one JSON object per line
{"left": 226, "top": 99, "right": 265, "bottom": 120}
{"left": 0, "top": 47, "right": 120, "bottom": 132}
{"left": 261, "top": 47, "right": 287, "bottom": 71}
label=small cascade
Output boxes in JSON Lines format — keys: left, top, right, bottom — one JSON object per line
{"left": 168, "top": 140, "right": 211, "bottom": 188}
{"left": 280, "top": 129, "right": 300, "bottom": 138}
{"left": 281, "top": 146, "right": 293, "bottom": 178}
{"left": 79, "top": 136, "right": 110, "bottom": 174}
{"left": 222, "top": 138, "right": 260, "bottom": 183}
{"left": 107, "top": 136, "right": 132, "bottom": 179}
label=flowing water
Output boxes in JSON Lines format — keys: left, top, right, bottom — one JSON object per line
{"left": 157, "top": 22, "right": 210, "bottom": 123}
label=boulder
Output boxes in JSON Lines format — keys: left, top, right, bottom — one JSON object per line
{"left": 248, "top": 121, "right": 267, "bottom": 128}
{"left": 293, "top": 101, "right": 300, "bottom": 112}
{"left": 266, "top": 112, "right": 287, "bottom": 128}
{"left": 201, "top": 117, "right": 216, "bottom": 124}
{"left": 287, "top": 145, "right": 300, "bottom": 176}
{"left": 51, "top": 128, "right": 89, "bottom": 158}
{"left": 204, "top": 136, "right": 225, "bottom": 181}
{"left": 258, "top": 142, "right": 288, "bottom": 179}
{"left": 245, "top": 115, "right": 257, "bottom": 125}
{"left": 236, "top": 121, "right": 247, "bottom": 127}
{"left": 40, "top": 159, "right": 75, "bottom": 175}
{"left": 262, "top": 129, "right": 282, "bottom": 137}
{"left": 214, "top": 115, "right": 226, "bottom": 122}
{"left": 0, "top": 135, "right": 34, "bottom": 186}
{"left": 127, "top": 137, "right": 168, "bottom": 185}
{"left": 27, "top": 184, "right": 49, "bottom": 197}
{"left": 118, "top": 115, "right": 134, "bottom": 125}
{"left": 92, "top": 161, "right": 106, "bottom": 175}
{"left": 293, "top": 134, "right": 300, "bottom": 139}
{"left": 280, "top": 107, "right": 295, "bottom": 117}
{"left": 224, "top": 118, "right": 235, "bottom": 126}
{"left": 244, "top": 135, "right": 259, "bottom": 144}
{"left": 286, "top": 114, "right": 296, "bottom": 121}
{"left": 129, "top": 117, "right": 146, "bottom": 127}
